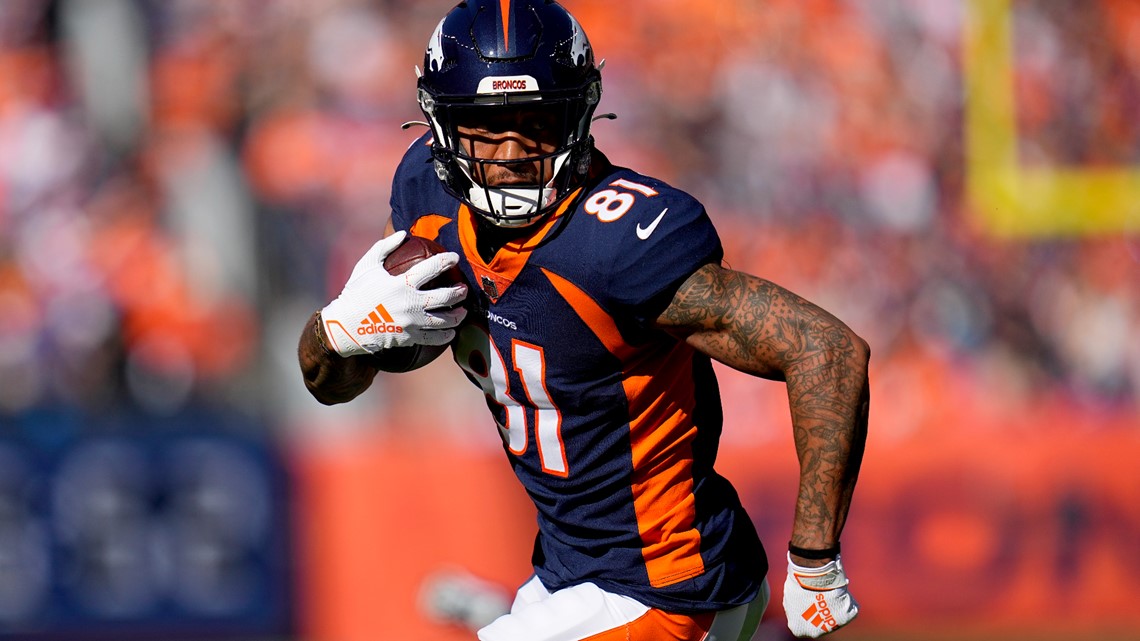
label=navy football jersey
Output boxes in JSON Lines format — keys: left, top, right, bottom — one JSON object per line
{"left": 389, "top": 133, "right": 767, "bottom": 612}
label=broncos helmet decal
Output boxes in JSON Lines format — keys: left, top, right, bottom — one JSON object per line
{"left": 426, "top": 18, "right": 446, "bottom": 73}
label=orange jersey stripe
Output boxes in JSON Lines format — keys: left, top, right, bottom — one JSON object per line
{"left": 409, "top": 214, "right": 452, "bottom": 241}
{"left": 625, "top": 344, "right": 705, "bottom": 587}
{"left": 542, "top": 268, "right": 704, "bottom": 588}
{"left": 540, "top": 268, "right": 635, "bottom": 361}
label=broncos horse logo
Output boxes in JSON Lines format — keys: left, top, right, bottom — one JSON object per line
{"left": 566, "top": 14, "right": 591, "bottom": 67}
{"left": 426, "top": 17, "right": 446, "bottom": 72}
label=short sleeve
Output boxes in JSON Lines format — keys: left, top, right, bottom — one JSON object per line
{"left": 601, "top": 194, "right": 723, "bottom": 328}
{"left": 389, "top": 132, "right": 436, "bottom": 233}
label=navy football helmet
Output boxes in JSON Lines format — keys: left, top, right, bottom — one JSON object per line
{"left": 417, "top": 0, "right": 602, "bottom": 228}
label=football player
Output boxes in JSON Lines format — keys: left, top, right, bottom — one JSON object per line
{"left": 299, "top": 1, "right": 869, "bottom": 639}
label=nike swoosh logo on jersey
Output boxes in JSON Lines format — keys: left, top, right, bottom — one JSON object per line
{"left": 636, "top": 208, "right": 668, "bottom": 240}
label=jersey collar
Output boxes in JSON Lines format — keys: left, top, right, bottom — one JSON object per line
{"left": 458, "top": 187, "right": 581, "bottom": 302}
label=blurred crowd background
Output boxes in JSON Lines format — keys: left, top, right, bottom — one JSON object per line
{"left": 1, "top": 0, "right": 1138, "bottom": 640}
{"left": 2, "top": 0, "right": 1138, "bottom": 426}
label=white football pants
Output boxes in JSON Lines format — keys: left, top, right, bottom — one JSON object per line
{"left": 477, "top": 575, "right": 770, "bottom": 641}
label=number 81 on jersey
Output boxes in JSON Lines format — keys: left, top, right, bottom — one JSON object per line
{"left": 454, "top": 324, "right": 569, "bottom": 477}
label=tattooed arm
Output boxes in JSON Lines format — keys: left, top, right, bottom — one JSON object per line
{"left": 656, "top": 262, "right": 870, "bottom": 567}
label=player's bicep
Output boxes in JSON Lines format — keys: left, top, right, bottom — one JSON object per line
{"left": 656, "top": 263, "right": 857, "bottom": 381}
{"left": 655, "top": 264, "right": 782, "bottom": 380}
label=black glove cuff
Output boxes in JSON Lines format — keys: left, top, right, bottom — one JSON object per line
{"left": 788, "top": 541, "right": 841, "bottom": 560}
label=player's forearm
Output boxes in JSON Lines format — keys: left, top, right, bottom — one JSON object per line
{"left": 298, "top": 311, "right": 380, "bottom": 405}
{"left": 659, "top": 264, "right": 870, "bottom": 554}
{"left": 657, "top": 264, "right": 870, "bottom": 555}
{"left": 785, "top": 336, "right": 869, "bottom": 556}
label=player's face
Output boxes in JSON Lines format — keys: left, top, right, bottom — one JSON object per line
{"left": 455, "top": 105, "right": 562, "bottom": 187}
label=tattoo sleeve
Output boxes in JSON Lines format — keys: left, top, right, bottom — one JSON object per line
{"left": 298, "top": 311, "right": 380, "bottom": 405}
{"left": 657, "top": 263, "right": 870, "bottom": 558}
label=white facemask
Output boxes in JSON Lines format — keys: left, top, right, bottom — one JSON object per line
{"left": 459, "top": 150, "right": 572, "bottom": 227}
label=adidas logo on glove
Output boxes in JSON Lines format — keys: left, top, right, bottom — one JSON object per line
{"left": 358, "top": 304, "right": 404, "bottom": 335}
{"left": 800, "top": 594, "right": 838, "bottom": 633}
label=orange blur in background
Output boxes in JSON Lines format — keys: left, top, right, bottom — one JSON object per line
{"left": 1, "top": 1, "right": 1139, "bottom": 640}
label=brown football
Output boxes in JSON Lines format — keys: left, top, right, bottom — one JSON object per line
{"left": 370, "top": 234, "right": 466, "bottom": 373}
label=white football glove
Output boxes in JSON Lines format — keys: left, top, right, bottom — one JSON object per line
{"left": 783, "top": 554, "right": 859, "bottom": 638}
{"left": 321, "top": 231, "right": 468, "bottom": 357}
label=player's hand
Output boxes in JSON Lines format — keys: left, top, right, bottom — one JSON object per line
{"left": 320, "top": 231, "right": 468, "bottom": 357}
{"left": 782, "top": 554, "right": 859, "bottom": 638}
